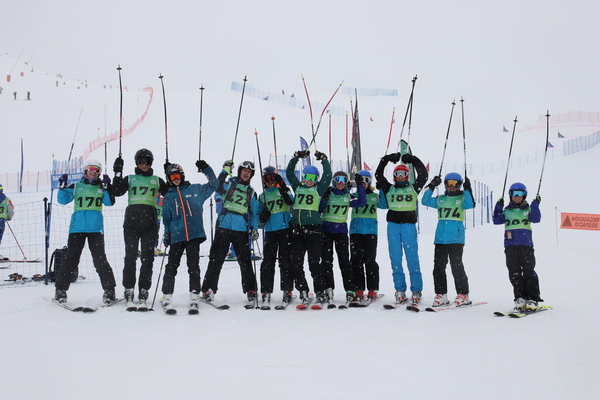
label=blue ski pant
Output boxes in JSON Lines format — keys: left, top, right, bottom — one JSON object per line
{"left": 387, "top": 222, "right": 422, "bottom": 292}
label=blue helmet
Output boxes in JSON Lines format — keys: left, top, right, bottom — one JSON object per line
{"left": 509, "top": 182, "right": 528, "bottom": 199}
{"left": 263, "top": 165, "right": 277, "bottom": 176}
{"left": 302, "top": 165, "right": 319, "bottom": 177}
{"left": 357, "top": 170, "right": 372, "bottom": 185}
{"left": 444, "top": 172, "right": 463, "bottom": 188}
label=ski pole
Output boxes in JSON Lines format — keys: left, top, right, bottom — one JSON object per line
{"left": 198, "top": 84, "right": 205, "bottom": 166}
{"left": 65, "top": 106, "right": 84, "bottom": 175}
{"left": 460, "top": 96, "right": 468, "bottom": 178}
{"left": 328, "top": 111, "right": 332, "bottom": 160}
{"left": 307, "top": 80, "right": 344, "bottom": 150}
{"left": 271, "top": 116, "right": 279, "bottom": 170}
{"left": 231, "top": 75, "right": 248, "bottom": 160}
{"left": 6, "top": 221, "right": 27, "bottom": 259}
{"left": 501, "top": 116, "right": 518, "bottom": 195}
{"left": 158, "top": 74, "right": 169, "bottom": 164}
{"left": 117, "top": 65, "right": 123, "bottom": 158}
{"left": 384, "top": 107, "right": 396, "bottom": 156}
{"left": 345, "top": 111, "right": 350, "bottom": 173}
{"left": 537, "top": 111, "right": 550, "bottom": 195}
{"left": 254, "top": 130, "right": 266, "bottom": 195}
{"left": 150, "top": 245, "right": 169, "bottom": 311}
{"left": 396, "top": 75, "right": 417, "bottom": 154}
{"left": 437, "top": 100, "right": 456, "bottom": 177}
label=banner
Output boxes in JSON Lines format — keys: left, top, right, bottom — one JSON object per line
{"left": 560, "top": 212, "right": 600, "bottom": 231}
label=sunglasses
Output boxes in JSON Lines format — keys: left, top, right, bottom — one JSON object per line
{"left": 136, "top": 158, "right": 152, "bottom": 166}
{"left": 263, "top": 174, "right": 276, "bottom": 183}
{"left": 169, "top": 173, "right": 182, "bottom": 181}
{"left": 87, "top": 166, "right": 100, "bottom": 173}
{"left": 393, "top": 170, "right": 409, "bottom": 178}
{"left": 304, "top": 173, "right": 318, "bottom": 182}
{"left": 333, "top": 175, "right": 348, "bottom": 184}
{"left": 445, "top": 179, "right": 460, "bottom": 188}
{"left": 511, "top": 190, "right": 526, "bottom": 197}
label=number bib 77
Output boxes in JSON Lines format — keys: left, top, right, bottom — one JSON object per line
{"left": 73, "top": 182, "right": 105, "bottom": 212}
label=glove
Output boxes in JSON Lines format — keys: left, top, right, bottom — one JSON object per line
{"left": 322, "top": 187, "right": 333, "bottom": 201}
{"left": 427, "top": 175, "right": 442, "bottom": 190}
{"left": 314, "top": 151, "right": 327, "bottom": 161}
{"left": 58, "top": 173, "right": 68, "bottom": 188}
{"left": 273, "top": 174, "right": 284, "bottom": 184}
{"left": 102, "top": 174, "right": 111, "bottom": 185}
{"left": 383, "top": 152, "right": 401, "bottom": 163}
{"left": 196, "top": 160, "right": 209, "bottom": 172}
{"left": 401, "top": 153, "right": 416, "bottom": 164}
{"left": 223, "top": 159, "right": 234, "bottom": 175}
{"left": 250, "top": 229, "right": 260, "bottom": 241}
{"left": 164, "top": 161, "right": 172, "bottom": 175}
{"left": 294, "top": 150, "right": 310, "bottom": 159}
{"left": 354, "top": 174, "right": 364, "bottom": 185}
{"left": 163, "top": 233, "right": 171, "bottom": 247}
{"left": 259, "top": 208, "right": 271, "bottom": 224}
{"left": 113, "top": 157, "right": 124, "bottom": 174}
{"left": 497, "top": 197, "right": 504, "bottom": 205}
{"left": 535, "top": 195, "right": 541, "bottom": 203}
{"left": 463, "top": 177, "right": 472, "bottom": 191}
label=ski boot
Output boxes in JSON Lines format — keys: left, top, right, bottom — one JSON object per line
{"left": 431, "top": 293, "right": 449, "bottom": 307}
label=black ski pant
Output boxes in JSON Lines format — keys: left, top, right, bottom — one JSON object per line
{"left": 350, "top": 233, "right": 379, "bottom": 292}
{"left": 202, "top": 228, "right": 257, "bottom": 294}
{"left": 122, "top": 225, "right": 157, "bottom": 292}
{"left": 290, "top": 225, "right": 321, "bottom": 293}
{"left": 321, "top": 232, "right": 354, "bottom": 292}
{"left": 161, "top": 237, "right": 205, "bottom": 295}
{"left": 504, "top": 245, "right": 542, "bottom": 301}
{"left": 260, "top": 228, "right": 294, "bottom": 294}
{"left": 432, "top": 243, "right": 469, "bottom": 295}
{"left": 56, "top": 232, "right": 116, "bottom": 291}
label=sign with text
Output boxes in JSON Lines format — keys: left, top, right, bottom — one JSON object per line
{"left": 560, "top": 213, "right": 600, "bottom": 231}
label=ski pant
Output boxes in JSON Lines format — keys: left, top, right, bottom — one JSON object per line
{"left": 289, "top": 225, "right": 321, "bottom": 292}
{"left": 0, "top": 219, "right": 5, "bottom": 245}
{"left": 161, "top": 237, "right": 205, "bottom": 295}
{"left": 56, "top": 232, "right": 116, "bottom": 291}
{"left": 202, "top": 228, "right": 257, "bottom": 294}
{"left": 122, "top": 225, "right": 157, "bottom": 292}
{"left": 350, "top": 233, "right": 379, "bottom": 292}
{"left": 432, "top": 243, "right": 469, "bottom": 295}
{"left": 321, "top": 232, "right": 354, "bottom": 292}
{"left": 387, "top": 222, "right": 422, "bottom": 292}
{"left": 260, "top": 228, "right": 294, "bottom": 293}
{"left": 504, "top": 245, "right": 542, "bottom": 301}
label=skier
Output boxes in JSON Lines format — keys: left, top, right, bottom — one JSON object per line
{"left": 257, "top": 166, "right": 295, "bottom": 306}
{"left": 422, "top": 172, "right": 475, "bottom": 307}
{"left": 112, "top": 148, "right": 168, "bottom": 310}
{"left": 493, "top": 182, "right": 543, "bottom": 311}
{"left": 285, "top": 150, "right": 332, "bottom": 306}
{"left": 319, "top": 171, "right": 366, "bottom": 303}
{"left": 375, "top": 152, "right": 428, "bottom": 305}
{"left": 201, "top": 160, "right": 261, "bottom": 306}
{"left": 160, "top": 161, "right": 217, "bottom": 313}
{"left": 0, "top": 184, "right": 15, "bottom": 257}
{"left": 349, "top": 170, "right": 380, "bottom": 302}
{"left": 214, "top": 160, "right": 237, "bottom": 261}
{"left": 54, "top": 160, "right": 117, "bottom": 305}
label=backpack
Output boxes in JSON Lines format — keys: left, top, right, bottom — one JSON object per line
{"left": 48, "top": 246, "right": 78, "bottom": 283}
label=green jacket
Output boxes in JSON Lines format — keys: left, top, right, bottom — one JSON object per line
{"left": 286, "top": 157, "right": 332, "bottom": 226}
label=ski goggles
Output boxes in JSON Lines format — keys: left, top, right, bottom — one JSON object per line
{"left": 263, "top": 174, "right": 276, "bottom": 182}
{"left": 393, "top": 169, "right": 410, "bottom": 178}
{"left": 333, "top": 175, "right": 348, "bottom": 184}
{"left": 169, "top": 173, "right": 182, "bottom": 181}
{"left": 136, "top": 157, "right": 152, "bottom": 166}
{"left": 361, "top": 176, "right": 372, "bottom": 185}
{"left": 87, "top": 166, "right": 100, "bottom": 173}
{"left": 445, "top": 179, "right": 460, "bottom": 188}
{"left": 511, "top": 190, "right": 526, "bottom": 197}
{"left": 304, "top": 173, "right": 318, "bottom": 182}
{"left": 239, "top": 161, "right": 255, "bottom": 171}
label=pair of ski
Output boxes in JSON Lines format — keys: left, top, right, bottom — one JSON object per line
{"left": 50, "top": 298, "right": 123, "bottom": 313}
{"left": 384, "top": 300, "right": 488, "bottom": 312}
{"left": 494, "top": 305, "right": 553, "bottom": 318}
{"left": 161, "top": 301, "right": 201, "bottom": 315}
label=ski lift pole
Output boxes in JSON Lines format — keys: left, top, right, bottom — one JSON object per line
{"left": 231, "top": 75, "right": 248, "bottom": 160}
{"left": 501, "top": 117, "right": 518, "bottom": 195}
{"left": 537, "top": 111, "right": 550, "bottom": 195}
{"left": 158, "top": 74, "right": 169, "bottom": 164}
{"left": 437, "top": 100, "right": 456, "bottom": 177}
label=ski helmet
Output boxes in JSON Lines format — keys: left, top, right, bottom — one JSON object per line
{"left": 393, "top": 164, "right": 410, "bottom": 178}
{"left": 332, "top": 171, "right": 349, "bottom": 184}
{"left": 134, "top": 148, "right": 154, "bottom": 165}
{"left": 509, "top": 182, "right": 528, "bottom": 199}
{"left": 0, "top": 183, "right": 3, "bottom": 192}
{"left": 238, "top": 161, "right": 255, "bottom": 180}
{"left": 444, "top": 172, "right": 463, "bottom": 188}
{"left": 262, "top": 166, "right": 277, "bottom": 176}
{"left": 166, "top": 163, "right": 185, "bottom": 184}
{"left": 357, "top": 170, "right": 372, "bottom": 185}
{"left": 83, "top": 159, "right": 102, "bottom": 174}
{"left": 302, "top": 165, "right": 319, "bottom": 179}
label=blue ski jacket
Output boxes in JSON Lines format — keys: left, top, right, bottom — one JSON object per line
{"left": 58, "top": 178, "right": 114, "bottom": 234}
{"left": 422, "top": 189, "right": 475, "bottom": 244}
{"left": 493, "top": 199, "right": 541, "bottom": 247}
{"left": 215, "top": 173, "right": 260, "bottom": 232}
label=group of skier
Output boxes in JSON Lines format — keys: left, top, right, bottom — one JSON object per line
{"left": 52, "top": 146, "right": 544, "bottom": 313}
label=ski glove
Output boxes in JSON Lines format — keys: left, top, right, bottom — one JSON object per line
{"left": 102, "top": 174, "right": 111, "bottom": 185}
{"left": 58, "top": 173, "right": 68, "bottom": 188}
{"left": 383, "top": 152, "right": 401, "bottom": 163}
{"left": 196, "top": 160, "right": 209, "bottom": 172}
{"left": 164, "top": 162, "right": 172, "bottom": 175}
{"left": 250, "top": 229, "right": 260, "bottom": 241}
{"left": 428, "top": 175, "right": 442, "bottom": 190}
{"left": 497, "top": 197, "right": 504, "bottom": 205}
{"left": 273, "top": 174, "right": 284, "bottom": 184}
{"left": 355, "top": 174, "right": 364, "bottom": 185}
{"left": 401, "top": 153, "right": 416, "bottom": 164}
{"left": 259, "top": 208, "right": 271, "bottom": 224}
{"left": 113, "top": 157, "right": 124, "bottom": 174}
{"left": 463, "top": 177, "right": 472, "bottom": 191}
{"left": 163, "top": 233, "right": 171, "bottom": 247}
{"left": 223, "top": 160, "right": 234, "bottom": 175}
{"left": 535, "top": 195, "right": 541, "bottom": 203}
{"left": 294, "top": 150, "right": 310, "bottom": 159}
{"left": 314, "top": 151, "right": 327, "bottom": 161}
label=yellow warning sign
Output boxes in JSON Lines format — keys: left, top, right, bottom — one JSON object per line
{"left": 560, "top": 213, "right": 600, "bottom": 231}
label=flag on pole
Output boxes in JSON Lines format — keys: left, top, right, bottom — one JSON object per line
{"left": 547, "top": 141, "right": 554, "bottom": 148}
{"left": 558, "top": 131, "right": 565, "bottom": 138}
{"left": 503, "top": 125, "right": 509, "bottom": 132}
{"left": 425, "top": 162, "right": 430, "bottom": 172}
{"left": 300, "top": 136, "right": 311, "bottom": 168}
{"left": 363, "top": 162, "right": 370, "bottom": 171}
{"left": 370, "top": 116, "right": 373, "bottom": 122}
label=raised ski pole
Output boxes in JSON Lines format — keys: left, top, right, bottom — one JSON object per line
{"left": 437, "top": 100, "right": 456, "bottom": 177}
{"left": 197, "top": 84, "right": 205, "bottom": 168}
{"left": 231, "top": 75, "right": 248, "bottom": 160}
{"left": 460, "top": 96, "right": 468, "bottom": 177}
{"left": 396, "top": 75, "right": 418, "bottom": 154}
{"left": 271, "top": 116, "right": 279, "bottom": 170}
{"left": 66, "top": 106, "right": 84, "bottom": 175}
{"left": 345, "top": 111, "right": 351, "bottom": 173}
{"left": 537, "top": 111, "right": 550, "bottom": 195}
{"left": 384, "top": 107, "right": 396, "bottom": 156}
{"left": 159, "top": 74, "right": 169, "bottom": 165}
{"left": 307, "top": 80, "right": 344, "bottom": 150}
{"left": 502, "top": 116, "right": 518, "bottom": 195}
{"left": 301, "top": 74, "right": 316, "bottom": 144}
{"left": 252, "top": 129, "right": 265, "bottom": 309}
{"left": 117, "top": 65, "right": 124, "bottom": 158}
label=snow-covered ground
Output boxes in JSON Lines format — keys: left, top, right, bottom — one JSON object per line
{"left": 2, "top": 2, "right": 600, "bottom": 397}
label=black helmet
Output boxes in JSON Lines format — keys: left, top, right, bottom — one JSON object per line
{"left": 238, "top": 161, "right": 255, "bottom": 180}
{"left": 166, "top": 163, "right": 185, "bottom": 184}
{"left": 134, "top": 148, "right": 154, "bottom": 166}
{"left": 263, "top": 165, "right": 276, "bottom": 176}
